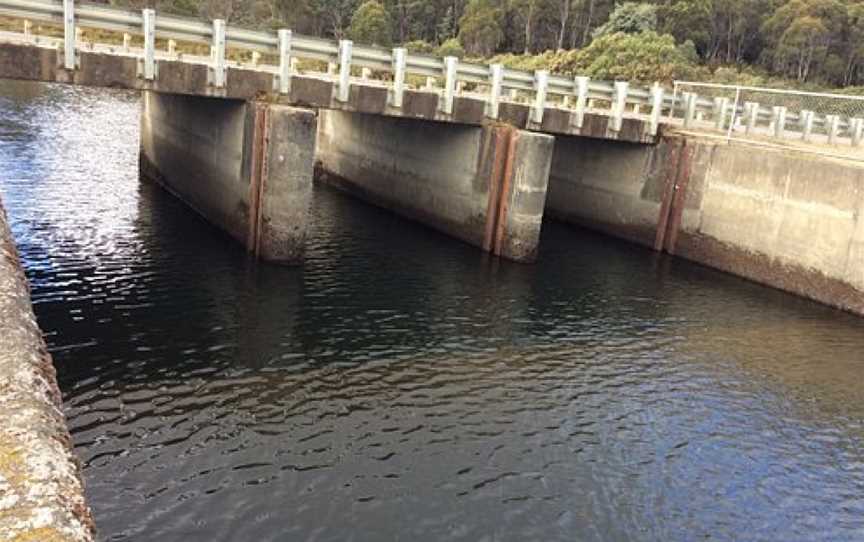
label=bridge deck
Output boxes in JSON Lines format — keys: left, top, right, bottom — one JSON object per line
{"left": 0, "top": 30, "right": 660, "bottom": 145}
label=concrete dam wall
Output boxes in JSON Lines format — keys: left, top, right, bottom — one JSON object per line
{"left": 138, "top": 91, "right": 864, "bottom": 315}
{"left": 549, "top": 134, "right": 864, "bottom": 315}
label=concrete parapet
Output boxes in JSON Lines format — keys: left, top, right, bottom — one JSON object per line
{"left": 315, "top": 110, "right": 554, "bottom": 262}
{"left": 140, "top": 92, "right": 316, "bottom": 263}
{"left": 0, "top": 198, "right": 95, "bottom": 541}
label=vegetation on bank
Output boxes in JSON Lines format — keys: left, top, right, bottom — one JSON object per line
{"left": 16, "top": 0, "right": 864, "bottom": 92}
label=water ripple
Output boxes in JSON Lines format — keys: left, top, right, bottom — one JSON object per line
{"left": 2, "top": 80, "right": 864, "bottom": 542}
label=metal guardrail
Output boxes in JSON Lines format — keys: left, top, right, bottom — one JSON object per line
{"left": 0, "top": 0, "right": 862, "bottom": 147}
{"left": 0, "top": 0, "right": 668, "bottom": 133}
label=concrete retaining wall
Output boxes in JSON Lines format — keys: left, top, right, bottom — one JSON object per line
{"left": 549, "top": 133, "right": 864, "bottom": 315}
{"left": 315, "top": 110, "right": 554, "bottom": 262}
{"left": 140, "top": 92, "right": 316, "bottom": 263}
{"left": 0, "top": 198, "right": 95, "bottom": 541}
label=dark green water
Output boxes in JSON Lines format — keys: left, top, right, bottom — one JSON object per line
{"left": 1, "top": 80, "right": 863, "bottom": 541}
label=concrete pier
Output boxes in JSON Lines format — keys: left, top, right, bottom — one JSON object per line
{"left": 140, "top": 92, "right": 316, "bottom": 263}
{"left": 0, "top": 198, "right": 95, "bottom": 541}
{"left": 315, "top": 111, "right": 554, "bottom": 262}
{"left": 548, "top": 132, "right": 864, "bottom": 315}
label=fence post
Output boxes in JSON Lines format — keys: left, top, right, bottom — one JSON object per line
{"left": 683, "top": 92, "right": 697, "bottom": 128}
{"left": 391, "top": 47, "right": 406, "bottom": 108}
{"left": 167, "top": 39, "right": 176, "bottom": 57}
{"left": 744, "top": 101, "right": 759, "bottom": 134}
{"left": 649, "top": 82, "right": 663, "bottom": 136}
{"left": 142, "top": 9, "right": 155, "bottom": 81}
{"left": 772, "top": 106, "right": 787, "bottom": 138}
{"left": 612, "top": 81, "right": 628, "bottom": 131}
{"left": 62, "top": 0, "right": 75, "bottom": 70}
{"left": 532, "top": 70, "right": 549, "bottom": 124}
{"left": 668, "top": 81, "right": 679, "bottom": 122}
{"left": 726, "top": 87, "right": 742, "bottom": 139}
{"left": 826, "top": 114, "right": 840, "bottom": 144}
{"left": 487, "top": 64, "right": 503, "bottom": 119}
{"left": 712, "top": 97, "right": 723, "bottom": 127}
{"left": 851, "top": 118, "right": 864, "bottom": 147}
{"left": 277, "top": 29, "right": 292, "bottom": 94}
{"left": 441, "top": 56, "right": 458, "bottom": 114}
{"left": 122, "top": 32, "right": 131, "bottom": 52}
{"left": 210, "top": 19, "right": 226, "bottom": 88}
{"left": 337, "top": 40, "right": 352, "bottom": 102}
{"left": 801, "top": 110, "right": 814, "bottom": 142}
{"left": 713, "top": 97, "right": 729, "bottom": 130}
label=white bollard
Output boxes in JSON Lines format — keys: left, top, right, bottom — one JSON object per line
{"left": 277, "top": 29, "right": 292, "bottom": 94}
{"left": 142, "top": 9, "right": 156, "bottom": 81}
{"left": 801, "top": 110, "right": 814, "bottom": 142}
{"left": 210, "top": 19, "right": 226, "bottom": 88}
{"left": 771, "top": 106, "right": 787, "bottom": 138}
{"left": 63, "top": 0, "right": 75, "bottom": 70}
{"left": 391, "top": 47, "right": 406, "bottom": 108}
{"left": 572, "top": 76, "right": 589, "bottom": 129}
{"left": 441, "top": 56, "right": 458, "bottom": 114}
{"left": 532, "top": 70, "right": 549, "bottom": 124}
{"left": 337, "top": 40, "right": 352, "bottom": 102}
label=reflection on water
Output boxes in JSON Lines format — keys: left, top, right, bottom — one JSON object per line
{"left": 2, "top": 80, "right": 864, "bottom": 542}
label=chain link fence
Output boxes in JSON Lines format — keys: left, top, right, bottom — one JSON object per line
{"left": 672, "top": 81, "right": 864, "bottom": 150}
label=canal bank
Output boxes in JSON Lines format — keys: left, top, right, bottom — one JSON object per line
{"left": 0, "top": 196, "right": 94, "bottom": 541}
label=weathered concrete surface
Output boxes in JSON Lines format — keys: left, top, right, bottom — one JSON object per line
{"left": 669, "top": 137, "right": 864, "bottom": 315}
{"left": 546, "top": 135, "right": 670, "bottom": 247}
{"left": 0, "top": 41, "right": 656, "bottom": 144}
{"left": 0, "top": 199, "right": 95, "bottom": 541}
{"left": 549, "top": 131, "right": 864, "bottom": 315}
{"left": 315, "top": 110, "right": 553, "bottom": 262}
{"left": 140, "top": 92, "right": 316, "bottom": 263}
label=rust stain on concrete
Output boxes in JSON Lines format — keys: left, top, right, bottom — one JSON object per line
{"left": 493, "top": 130, "right": 519, "bottom": 257}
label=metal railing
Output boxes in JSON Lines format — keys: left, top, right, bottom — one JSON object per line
{"left": 0, "top": 0, "right": 862, "bottom": 148}
{"left": 0, "top": 0, "right": 669, "bottom": 134}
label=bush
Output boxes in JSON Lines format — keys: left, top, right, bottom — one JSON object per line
{"left": 560, "top": 31, "right": 697, "bottom": 83}
{"left": 437, "top": 38, "right": 466, "bottom": 58}
{"left": 404, "top": 40, "right": 435, "bottom": 54}
{"left": 487, "top": 50, "right": 562, "bottom": 72}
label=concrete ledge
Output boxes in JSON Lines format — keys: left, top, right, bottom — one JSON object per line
{"left": 0, "top": 198, "right": 95, "bottom": 541}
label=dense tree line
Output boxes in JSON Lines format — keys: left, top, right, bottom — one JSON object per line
{"left": 108, "top": 0, "right": 864, "bottom": 88}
